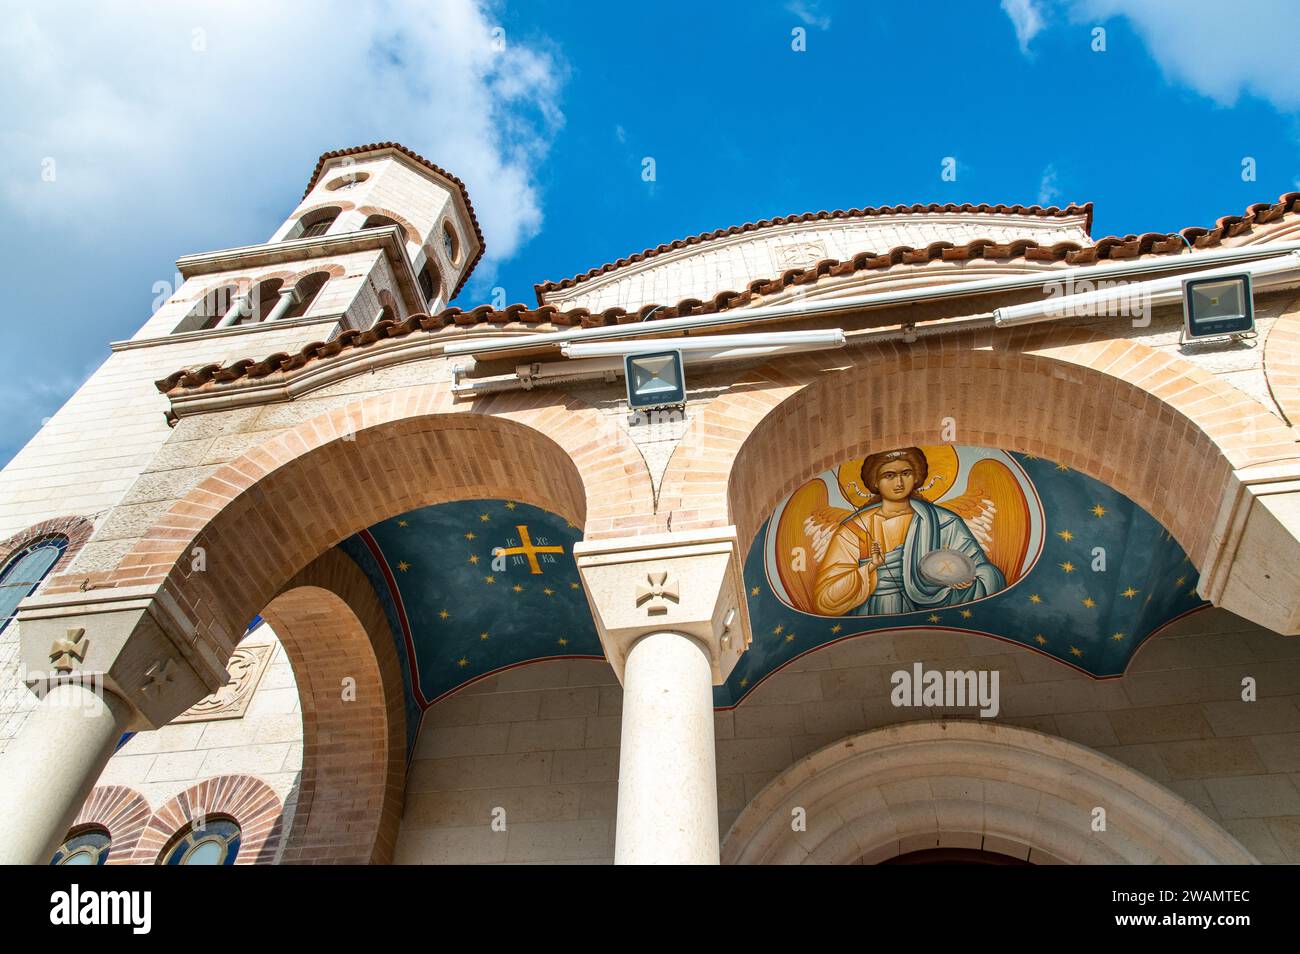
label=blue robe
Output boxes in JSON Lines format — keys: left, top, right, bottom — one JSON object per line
{"left": 847, "top": 498, "right": 1005, "bottom": 615}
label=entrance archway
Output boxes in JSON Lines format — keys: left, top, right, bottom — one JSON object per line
{"left": 42, "top": 382, "right": 654, "bottom": 726}
{"left": 721, "top": 721, "right": 1257, "bottom": 865}
{"left": 258, "top": 548, "right": 406, "bottom": 864}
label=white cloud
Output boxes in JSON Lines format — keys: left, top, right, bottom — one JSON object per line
{"left": 1037, "top": 163, "right": 1061, "bottom": 205}
{"left": 1068, "top": 1, "right": 1300, "bottom": 109}
{"left": 786, "top": 1, "right": 833, "bottom": 31}
{"left": 1008, "top": 1, "right": 1300, "bottom": 110}
{"left": 0, "top": 0, "right": 566, "bottom": 462}
{"left": 0, "top": 0, "right": 566, "bottom": 272}
{"left": 1001, "top": 0, "right": 1046, "bottom": 54}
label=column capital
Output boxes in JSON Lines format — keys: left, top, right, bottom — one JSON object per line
{"left": 15, "top": 585, "right": 230, "bottom": 731}
{"left": 1202, "top": 461, "right": 1300, "bottom": 634}
{"left": 574, "top": 526, "right": 753, "bottom": 684}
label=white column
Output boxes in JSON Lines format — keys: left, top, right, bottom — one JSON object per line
{"left": 262, "top": 287, "right": 301, "bottom": 323}
{"left": 0, "top": 681, "right": 132, "bottom": 864}
{"left": 215, "top": 291, "right": 252, "bottom": 328}
{"left": 614, "top": 630, "right": 720, "bottom": 864}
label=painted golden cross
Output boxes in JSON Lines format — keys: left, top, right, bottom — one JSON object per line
{"left": 496, "top": 525, "right": 564, "bottom": 575}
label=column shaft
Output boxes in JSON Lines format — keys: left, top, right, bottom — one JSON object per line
{"left": 262, "top": 288, "right": 299, "bottom": 323}
{"left": 215, "top": 292, "right": 252, "bottom": 328}
{"left": 0, "top": 681, "right": 132, "bottom": 864}
{"left": 614, "top": 630, "right": 720, "bottom": 864}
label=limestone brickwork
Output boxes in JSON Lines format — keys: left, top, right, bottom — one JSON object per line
{"left": 393, "top": 609, "right": 1300, "bottom": 864}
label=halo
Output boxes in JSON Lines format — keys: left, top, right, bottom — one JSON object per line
{"left": 835, "top": 445, "right": 961, "bottom": 506}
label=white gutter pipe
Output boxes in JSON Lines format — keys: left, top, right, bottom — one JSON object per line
{"left": 993, "top": 251, "right": 1300, "bottom": 327}
{"left": 451, "top": 331, "right": 847, "bottom": 395}
{"left": 445, "top": 240, "right": 1300, "bottom": 360}
{"left": 560, "top": 329, "right": 845, "bottom": 358}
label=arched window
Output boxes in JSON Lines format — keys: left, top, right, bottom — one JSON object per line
{"left": 287, "top": 207, "right": 340, "bottom": 241}
{"left": 0, "top": 536, "right": 67, "bottom": 634}
{"left": 173, "top": 283, "right": 239, "bottom": 334}
{"left": 416, "top": 261, "right": 442, "bottom": 310}
{"left": 50, "top": 826, "right": 111, "bottom": 866}
{"left": 242, "top": 279, "right": 284, "bottom": 324}
{"left": 284, "top": 272, "right": 330, "bottom": 320}
{"left": 161, "top": 818, "right": 242, "bottom": 866}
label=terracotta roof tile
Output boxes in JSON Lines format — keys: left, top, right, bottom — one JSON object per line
{"left": 156, "top": 192, "right": 1300, "bottom": 396}
{"left": 533, "top": 201, "right": 1096, "bottom": 299}
{"left": 303, "top": 141, "right": 486, "bottom": 300}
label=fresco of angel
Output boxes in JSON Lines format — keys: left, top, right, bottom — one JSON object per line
{"left": 774, "top": 446, "right": 1035, "bottom": 617}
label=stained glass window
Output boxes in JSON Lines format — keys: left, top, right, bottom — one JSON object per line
{"left": 50, "top": 828, "right": 110, "bottom": 866}
{"left": 0, "top": 537, "right": 66, "bottom": 634}
{"left": 162, "top": 818, "right": 241, "bottom": 866}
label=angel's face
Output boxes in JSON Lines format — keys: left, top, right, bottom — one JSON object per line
{"left": 876, "top": 462, "right": 916, "bottom": 501}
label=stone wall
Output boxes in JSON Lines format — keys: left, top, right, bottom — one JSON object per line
{"left": 394, "top": 609, "right": 1300, "bottom": 864}
{"left": 0, "top": 623, "right": 303, "bottom": 863}
{"left": 396, "top": 658, "right": 620, "bottom": 864}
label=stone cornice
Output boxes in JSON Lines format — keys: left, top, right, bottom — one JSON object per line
{"left": 111, "top": 314, "right": 343, "bottom": 353}
{"left": 176, "top": 226, "right": 424, "bottom": 316}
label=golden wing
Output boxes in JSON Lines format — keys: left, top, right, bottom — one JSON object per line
{"left": 938, "top": 459, "right": 1031, "bottom": 585}
{"left": 775, "top": 478, "right": 850, "bottom": 614}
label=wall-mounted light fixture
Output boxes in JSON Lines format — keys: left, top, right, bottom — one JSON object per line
{"left": 624, "top": 350, "right": 685, "bottom": 410}
{"left": 1182, "top": 272, "right": 1254, "bottom": 340}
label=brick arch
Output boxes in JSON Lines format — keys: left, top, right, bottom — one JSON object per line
{"left": 188, "top": 277, "right": 250, "bottom": 302}
{"left": 0, "top": 514, "right": 94, "bottom": 568}
{"left": 1264, "top": 293, "right": 1300, "bottom": 427}
{"left": 243, "top": 269, "right": 300, "bottom": 288}
{"left": 356, "top": 205, "right": 422, "bottom": 245}
{"left": 660, "top": 326, "right": 1300, "bottom": 570}
{"left": 292, "top": 199, "right": 356, "bottom": 219}
{"left": 258, "top": 548, "right": 405, "bottom": 863}
{"left": 284, "top": 262, "right": 347, "bottom": 286}
{"left": 132, "top": 775, "right": 283, "bottom": 864}
{"left": 65, "top": 785, "right": 152, "bottom": 864}
{"left": 46, "top": 382, "right": 654, "bottom": 716}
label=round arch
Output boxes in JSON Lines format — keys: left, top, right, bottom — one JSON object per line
{"left": 660, "top": 325, "right": 1300, "bottom": 572}
{"left": 46, "top": 382, "right": 655, "bottom": 723}
{"left": 132, "top": 775, "right": 283, "bottom": 864}
{"left": 258, "top": 549, "right": 406, "bottom": 864}
{"left": 356, "top": 205, "right": 421, "bottom": 245}
{"left": 1263, "top": 291, "right": 1300, "bottom": 426}
{"left": 721, "top": 721, "right": 1257, "bottom": 865}
{"left": 64, "top": 785, "right": 152, "bottom": 864}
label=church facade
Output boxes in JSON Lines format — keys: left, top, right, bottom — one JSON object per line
{"left": 1, "top": 142, "right": 1299, "bottom": 864}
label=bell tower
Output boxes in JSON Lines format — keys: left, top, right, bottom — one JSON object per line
{"left": 143, "top": 142, "right": 483, "bottom": 338}
{"left": 0, "top": 142, "right": 482, "bottom": 543}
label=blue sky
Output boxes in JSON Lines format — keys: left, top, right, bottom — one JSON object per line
{"left": 2, "top": 0, "right": 1299, "bottom": 467}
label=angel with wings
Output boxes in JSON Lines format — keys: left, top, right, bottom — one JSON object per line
{"left": 776, "top": 447, "right": 1032, "bottom": 617}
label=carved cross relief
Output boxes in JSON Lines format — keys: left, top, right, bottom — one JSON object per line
{"left": 635, "top": 571, "right": 680, "bottom": 616}
{"left": 48, "top": 628, "right": 88, "bottom": 673}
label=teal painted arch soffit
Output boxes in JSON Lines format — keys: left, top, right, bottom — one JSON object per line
{"left": 334, "top": 446, "right": 1207, "bottom": 754}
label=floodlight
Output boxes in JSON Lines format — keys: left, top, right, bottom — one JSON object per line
{"left": 1182, "top": 273, "right": 1254, "bottom": 339}
{"left": 625, "top": 350, "right": 684, "bottom": 409}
